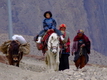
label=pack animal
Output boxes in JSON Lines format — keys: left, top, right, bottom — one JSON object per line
{"left": 7, "top": 40, "right": 23, "bottom": 67}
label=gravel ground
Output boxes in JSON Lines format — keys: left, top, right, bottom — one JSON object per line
{"left": 0, "top": 54, "right": 107, "bottom": 80}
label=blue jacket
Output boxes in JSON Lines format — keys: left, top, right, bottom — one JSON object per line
{"left": 43, "top": 18, "right": 56, "bottom": 31}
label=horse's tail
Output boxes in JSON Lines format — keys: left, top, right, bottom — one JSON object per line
{"left": 9, "top": 41, "right": 20, "bottom": 55}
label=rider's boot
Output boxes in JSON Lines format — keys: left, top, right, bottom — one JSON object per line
{"left": 36, "top": 37, "right": 42, "bottom": 43}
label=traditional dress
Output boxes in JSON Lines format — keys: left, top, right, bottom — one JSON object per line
{"left": 59, "top": 31, "right": 70, "bottom": 71}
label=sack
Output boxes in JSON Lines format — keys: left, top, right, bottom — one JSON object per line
{"left": 0, "top": 40, "right": 11, "bottom": 54}
{"left": 36, "top": 43, "right": 44, "bottom": 50}
{"left": 12, "top": 35, "right": 27, "bottom": 44}
{"left": 19, "top": 43, "right": 30, "bottom": 55}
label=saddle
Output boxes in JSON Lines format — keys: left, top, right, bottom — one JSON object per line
{"left": 42, "top": 30, "right": 54, "bottom": 42}
{"left": 35, "top": 30, "right": 55, "bottom": 54}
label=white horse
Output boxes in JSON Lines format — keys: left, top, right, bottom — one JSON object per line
{"left": 45, "top": 33, "right": 60, "bottom": 71}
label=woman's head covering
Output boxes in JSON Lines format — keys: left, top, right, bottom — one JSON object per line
{"left": 77, "top": 29, "right": 84, "bottom": 34}
{"left": 59, "top": 24, "right": 66, "bottom": 30}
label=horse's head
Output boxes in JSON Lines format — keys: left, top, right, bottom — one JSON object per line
{"left": 9, "top": 40, "right": 20, "bottom": 62}
{"left": 48, "top": 33, "right": 59, "bottom": 53}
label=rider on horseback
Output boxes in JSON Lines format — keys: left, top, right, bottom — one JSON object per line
{"left": 36, "top": 11, "right": 64, "bottom": 43}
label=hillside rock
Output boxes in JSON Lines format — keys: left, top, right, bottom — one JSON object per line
{"left": 0, "top": 0, "right": 107, "bottom": 55}
{"left": 0, "top": 54, "right": 107, "bottom": 80}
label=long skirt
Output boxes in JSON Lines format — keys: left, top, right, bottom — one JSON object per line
{"left": 59, "top": 54, "right": 69, "bottom": 71}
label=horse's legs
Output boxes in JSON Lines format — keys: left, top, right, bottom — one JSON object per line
{"left": 45, "top": 55, "right": 48, "bottom": 65}
{"left": 75, "top": 58, "right": 81, "bottom": 69}
{"left": 50, "top": 54, "right": 54, "bottom": 70}
{"left": 80, "top": 55, "right": 86, "bottom": 69}
{"left": 45, "top": 52, "right": 51, "bottom": 69}
{"left": 47, "top": 54, "right": 50, "bottom": 69}
{"left": 55, "top": 51, "right": 59, "bottom": 71}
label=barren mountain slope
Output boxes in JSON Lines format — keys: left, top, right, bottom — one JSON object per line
{"left": 0, "top": 0, "right": 107, "bottom": 55}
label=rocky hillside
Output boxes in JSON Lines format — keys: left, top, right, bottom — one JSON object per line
{"left": 0, "top": 53, "right": 107, "bottom": 80}
{"left": 0, "top": 0, "right": 107, "bottom": 56}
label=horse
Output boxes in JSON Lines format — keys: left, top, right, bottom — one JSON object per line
{"left": 45, "top": 32, "right": 60, "bottom": 71}
{"left": 74, "top": 47, "right": 89, "bottom": 70}
{"left": 6, "top": 40, "right": 23, "bottom": 67}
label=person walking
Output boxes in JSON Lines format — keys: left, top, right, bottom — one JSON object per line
{"left": 59, "top": 24, "right": 70, "bottom": 71}
{"left": 71, "top": 29, "right": 91, "bottom": 70}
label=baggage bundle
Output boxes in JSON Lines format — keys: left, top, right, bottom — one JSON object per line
{"left": 0, "top": 35, "right": 30, "bottom": 55}
{"left": 12, "top": 35, "right": 27, "bottom": 44}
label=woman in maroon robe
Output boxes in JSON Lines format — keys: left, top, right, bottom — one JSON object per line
{"left": 72, "top": 29, "right": 91, "bottom": 69}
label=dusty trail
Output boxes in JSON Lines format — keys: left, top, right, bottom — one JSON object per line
{"left": 0, "top": 54, "right": 107, "bottom": 80}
